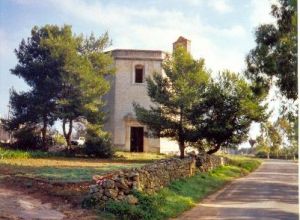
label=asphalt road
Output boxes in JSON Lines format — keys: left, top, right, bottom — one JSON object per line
{"left": 174, "top": 160, "right": 299, "bottom": 220}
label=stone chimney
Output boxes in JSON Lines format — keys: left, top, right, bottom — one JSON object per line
{"left": 173, "top": 36, "right": 191, "bottom": 53}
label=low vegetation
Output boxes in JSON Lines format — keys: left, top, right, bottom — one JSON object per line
{"left": 0, "top": 147, "right": 64, "bottom": 159}
{"left": 224, "top": 155, "right": 261, "bottom": 172}
{"left": 101, "top": 156, "right": 261, "bottom": 220}
{"left": 0, "top": 157, "right": 144, "bottom": 183}
{"left": 0, "top": 147, "right": 168, "bottom": 183}
{"left": 114, "top": 151, "right": 170, "bottom": 162}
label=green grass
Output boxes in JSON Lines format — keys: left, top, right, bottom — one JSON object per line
{"left": 0, "top": 157, "right": 146, "bottom": 183}
{"left": 0, "top": 147, "right": 169, "bottom": 161}
{"left": 225, "top": 155, "right": 262, "bottom": 172}
{"left": 104, "top": 156, "right": 261, "bottom": 220}
{"left": 0, "top": 146, "right": 64, "bottom": 159}
{"left": 0, "top": 147, "right": 168, "bottom": 183}
{"left": 113, "top": 151, "right": 170, "bottom": 162}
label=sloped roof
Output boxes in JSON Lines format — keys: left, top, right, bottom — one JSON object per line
{"left": 175, "top": 36, "right": 191, "bottom": 43}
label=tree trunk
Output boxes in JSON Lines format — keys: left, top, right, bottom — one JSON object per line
{"left": 41, "top": 117, "right": 47, "bottom": 150}
{"left": 179, "top": 140, "right": 185, "bottom": 159}
{"left": 267, "top": 152, "right": 270, "bottom": 159}
{"left": 63, "top": 118, "right": 73, "bottom": 148}
{"left": 206, "top": 144, "right": 221, "bottom": 155}
{"left": 177, "top": 105, "right": 186, "bottom": 159}
{"left": 62, "top": 119, "right": 67, "bottom": 145}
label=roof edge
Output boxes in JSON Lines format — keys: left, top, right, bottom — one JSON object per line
{"left": 106, "top": 49, "right": 168, "bottom": 54}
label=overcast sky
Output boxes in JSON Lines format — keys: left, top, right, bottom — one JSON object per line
{"left": 0, "top": 0, "right": 277, "bottom": 145}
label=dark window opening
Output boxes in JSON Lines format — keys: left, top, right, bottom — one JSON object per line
{"left": 135, "top": 66, "right": 144, "bottom": 83}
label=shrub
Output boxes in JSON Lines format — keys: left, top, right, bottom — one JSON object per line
{"left": 105, "top": 191, "right": 160, "bottom": 220}
{"left": 255, "top": 151, "right": 268, "bottom": 158}
{"left": 82, "top": 195, "right": 101, "bottom": 209}
{"left": 53, "top": 133, "right": 67, "bottom": 146}
{"left": 13, "top": 126, "right": 42, "bottom": 150}
{"left": 11, "top": 125, "right": 56, "bottom": 151}
{"left": 84, "top": 127, "right": 113, "bottom": 158}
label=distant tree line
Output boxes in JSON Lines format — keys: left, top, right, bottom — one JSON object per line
{"left": 254, "top": 116, "right": 298, "bottom": 160}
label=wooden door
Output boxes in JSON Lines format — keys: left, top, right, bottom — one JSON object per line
{"left": 130, "top": 127, "right": 144, "bottom": 152}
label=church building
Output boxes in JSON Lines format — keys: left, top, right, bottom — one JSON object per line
{"left": 104, "top": 37, "right": 191, "bottom": 153}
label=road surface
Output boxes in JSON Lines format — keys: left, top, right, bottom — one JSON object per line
{"left": 174, "top": 160, "right": 299, "bottom": 220}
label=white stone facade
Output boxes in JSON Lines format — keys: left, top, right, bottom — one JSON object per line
{"left": 103, "top": 49, "right": 179, "bottom": 153}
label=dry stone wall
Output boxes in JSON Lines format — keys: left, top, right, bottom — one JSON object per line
{"left": 88, "top": 154, "right": 229, "bottom": 204}
{"left": 196, "top": 153, "right": 230, "bottom": 172}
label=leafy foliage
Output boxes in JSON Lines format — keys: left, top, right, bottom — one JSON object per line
{"left": 245, "top": 0, "right": 297, "bottom": 100}
{"left": 255, "top": 116, "right": 298, "bottom": 159}
{"left": 255, "top": 122, "right": 282, "bottom": 158}
{"left": 52, "top": 133, "right": 67, "bottom": 146}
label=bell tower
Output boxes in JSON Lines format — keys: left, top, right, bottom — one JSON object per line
{"left": 173, "top": 36, "right": 191, "bottom": 53}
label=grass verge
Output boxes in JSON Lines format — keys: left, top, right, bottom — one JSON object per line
{"left": 102, "top": 156, "right": 261, "bottom": 220}
{"left": 0, "top": 147, "right": 168, "bottom": 183}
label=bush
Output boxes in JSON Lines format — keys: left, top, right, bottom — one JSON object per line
{"left": 11, "top": 125, "right": 56, "bottom": 151}
{"left": 255, "top": 151, "right": 268, "bottom": 158}
{"left": 84, "top": 128, "right": 113, "bottom": 158}
{"left": 13, "top": 126, "right": 42, "bottom": 150}
{"left": 53, "top": 133, "right": 67, "bottom": 146}
{"left": 105, "top": 191, "right": 160, "bottom": 220}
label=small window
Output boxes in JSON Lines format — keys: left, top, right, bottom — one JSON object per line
{"left": 135, "top": 65, "right": 144, "bottom": 83}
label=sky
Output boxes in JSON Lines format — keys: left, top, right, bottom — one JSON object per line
{"left": 0, "top": 0, "right": 278, "bottom": 146}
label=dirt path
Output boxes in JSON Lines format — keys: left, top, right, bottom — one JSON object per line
{"left": 0, "top": 186, "right": 65, "bottom": 220}
{"left": 174, "top": 160, "right": 299, "bottom": 220}
{"left": 0, "top": 181, "right": 99, "bottom": 220}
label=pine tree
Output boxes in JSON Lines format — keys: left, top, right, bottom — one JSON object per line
{"left": 6, "top": 25, "right": 63, "bottom": 148}
{"left": 43, "top": 29, "right": 114, "bottom": 146}
{"left": 134, "top": 47, "right": 210, "bottom": 158}
{"left": 4, "top": 25, "right": 114, "bottom": 149}
{"left": 191, "top": 71, "right": 266, "bottom": 154}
